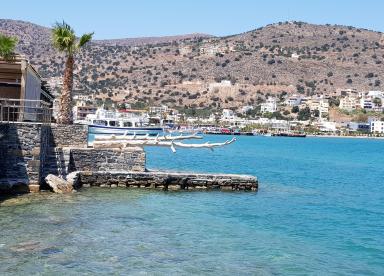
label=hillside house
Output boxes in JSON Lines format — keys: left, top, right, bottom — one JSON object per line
{"left": 240, "top": 105, "right": 254, "bottom": 114}
{"left": 72, "top": 100, "right": 97, "bottom": 122}
{"left": 335, "top": 88, "right": 358, "bottom": 97}
{"left": 360, "top": 97, "right": 374, "bottom": 110}
{"left": 285, "top": 94, "right": 302, "bottom": 106}
{"left": 339, "top": 96, "right": 359, "bottom": 111}
{"left": 307, "top": 97, "right": 329, "bottom": 114}
{"left": 149, "top": 105, "right": 168, "bottom": 115}
{"left": 367, "top": 90, "right": 384, "bottom": 99}
{"left": 369, "top": 119, "right": 384, "bottom": 134}
{"left": 221, "top": 109, "right": 235, "bottom": 121}
{"left": 260, "top": 97, "right": 277, "bottom": 113}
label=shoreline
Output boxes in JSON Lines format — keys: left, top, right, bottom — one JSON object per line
{"left": 306, "top": 134, "right": 384, "bottom": 140}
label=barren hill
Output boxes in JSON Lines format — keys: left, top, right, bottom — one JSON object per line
{"left": 1, "top": 19, "right": 383, "bottom": 110}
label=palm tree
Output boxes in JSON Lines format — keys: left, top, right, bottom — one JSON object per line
{"left": 0, "top": 33, "right": 18, "bottom": 60}
{"left": 52, "top": 21, "right": 93, "bottom": 124}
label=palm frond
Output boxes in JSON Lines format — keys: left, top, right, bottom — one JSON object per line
{"left": 51, "top": 21, "right": 76, "bottom": 53}
{"left": 78, "top": 32, "right": 94, "bottom": 48}
{"left": 0, "top": 33, "right": 18, "bottom": 60}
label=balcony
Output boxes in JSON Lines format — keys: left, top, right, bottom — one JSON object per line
{"left": 0, "top": 98, "right": 52, "bottom": 123}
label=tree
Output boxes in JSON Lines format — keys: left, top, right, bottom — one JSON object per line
{"left": 0, "top": 34, "right": 18, "bottom": 60}
{"left": 52, "top": 21, "right": 93, "bottom": 124}
{"left": 373, "top": 97, "right": 382, "bottom": 107}
{"left": 328, "top": 97, "right": 340, "bottom": 107}
{"left": 297, "top": 107, "right": 311, "bottom": 121}
{"left": 291, "top": 106, "right": 300, "bottom": 113}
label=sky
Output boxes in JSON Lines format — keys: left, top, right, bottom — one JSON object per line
{"left": 0, "top": 0, "right": 383, "bottom": 39}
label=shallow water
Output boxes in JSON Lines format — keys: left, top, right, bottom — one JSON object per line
{"left": 1, "top": 136, "right": 383, "bottom": 275}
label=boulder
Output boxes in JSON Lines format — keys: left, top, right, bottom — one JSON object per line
{"left": 45, "top": 174, "right": 73, "bottom": 194}
{"left": 65, "top": 171, "right": 80, "bottom": 187}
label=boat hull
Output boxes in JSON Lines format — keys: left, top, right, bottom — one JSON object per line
{"left": 88, "top": 125, "right": 163, "bottom": 136}
{"left": 271, "top": 133, "right": 306, "bottom": 138}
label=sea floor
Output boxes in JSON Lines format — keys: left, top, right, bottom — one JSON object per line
{"left": 1, "top": 135, "right": 383, "bottom": 275}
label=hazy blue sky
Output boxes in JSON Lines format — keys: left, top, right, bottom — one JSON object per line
{"left": 0, "top": 0, "right": 383, "bottom": 39}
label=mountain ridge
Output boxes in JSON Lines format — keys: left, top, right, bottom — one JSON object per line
{"left": 1, "top": 19, "right": 383, "bottom": 110}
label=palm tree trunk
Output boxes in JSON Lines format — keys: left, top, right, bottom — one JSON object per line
{"left": 58, "top": 54, "right": 74, "bottom": 124}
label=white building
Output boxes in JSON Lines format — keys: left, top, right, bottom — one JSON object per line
{"left": 285, "top": 94, "right": 302, "bottom": 106}
{"left": 72, "top": 101, "right": 97, "bottom": 121}
{"left": 317, "top": 121, "right": 337, "bottom": 132}
{"left": 200, "top": 44, "right": 229, "bottom": 56}
{"left": 149, "top": 105, "right": 168, "bottom": 115}
{"left": 367, "top": 91, "right": 384, "bottom": 98}
{"left": 370, "top": 120, "right": 384, "bottom": 133}
{"left": 260, "top": 97, "right": 277, "bottom": 113}
{"left": 208, "top": 80, "right": 232, "bottom": 91}
{"left": 221, "top": 109, "right": 235, "bottom": 121}
{"left": 308, "top": 97, "right": 329, "bottom": 114}
{"left": 251, "top": 118, "right": 290, "bottom": 131}
{"left": 360, "top": 97, "right": 374, "bottom": 109}
{"left": 339, "top": 97, "right": 358, "bottom": 111}
{"left": 241, "top": 105, "right": 254, "bottom": 114}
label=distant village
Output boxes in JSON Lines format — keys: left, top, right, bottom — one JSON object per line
{"left": 68, "top": 79, "right": 384, "bottom": 135}
{"left": 1, "top": 55, "right": 383, "bottom": 136}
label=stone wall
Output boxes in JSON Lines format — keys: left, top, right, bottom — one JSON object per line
{"left": 0, "top": 124, "right": 7, "bottom": 179}
{"left": 74, "top": 171, "right": 258, "bottom": 191}
{"left": 69, "top": 147, "right": 145, "bottom": 172}
{"left": 0, "top": 123, "right": 50, "bottom": 193}
{"left": 0, "top": 123, "right": 89, "bottom": 194}
{"left": 49, "top": 124, "right": 88, "bottom": 148}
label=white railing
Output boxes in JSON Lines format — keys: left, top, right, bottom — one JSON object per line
{"left": 0, "top": 98, "right": 52, "bottom": 123}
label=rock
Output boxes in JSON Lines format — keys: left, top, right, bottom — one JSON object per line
{"left": 45, "top": 174, "right": 73, "bottom": 194}
{"left": 65, "top": 171, "right": 79, "bottom": 186}
{"left": 9, "top": 241, "right": 42, "bottom": 252}
{"left": 168, "top": 184, "right": 181, "bottom": 190}
{"left": 28, "top": 184, "right": 40, "bottom": 193}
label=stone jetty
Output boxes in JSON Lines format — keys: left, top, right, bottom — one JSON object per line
{"left": 0, "top": 122, "right": 258, "bottom": 194}
{"left": 70, "top": 171, "right": 257, "bottom": 191}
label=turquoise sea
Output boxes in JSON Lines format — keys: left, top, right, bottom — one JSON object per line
{"left": 1, "top": 135, "right": 383, "bottom": 275}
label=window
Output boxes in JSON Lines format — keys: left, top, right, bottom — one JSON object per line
{"left": 123, "top": 122, "right": 132, "bottom": 127}
{"left": 109, "top": 121, "right": 117, "bottom": 127}
{"left": 93, "top": 120, "right": 107, "bottom": 126}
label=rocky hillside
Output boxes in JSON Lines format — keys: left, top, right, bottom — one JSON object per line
{"left": 1, "top": 19, "right": 384, "bottom": 110}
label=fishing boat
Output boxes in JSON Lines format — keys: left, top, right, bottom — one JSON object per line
{"left": 83, "top": 109, "right": 163, "bottom": 136}
{"left": 271, "top": 132, "right": 306, "bottom": 138}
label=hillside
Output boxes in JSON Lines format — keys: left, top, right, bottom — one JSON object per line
{"left": 1, "top": 19, "right": 384, "bottom": 110}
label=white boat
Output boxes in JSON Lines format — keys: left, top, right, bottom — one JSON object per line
{"left": 83, "top": 109, "right": 163, "bottom": 136}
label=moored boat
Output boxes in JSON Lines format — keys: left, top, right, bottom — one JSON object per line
{"left": 84, "top": 109, "right": 163, "bottom": 136}
{"left": 271, "top": 132, "right": 306, "bottom": 138}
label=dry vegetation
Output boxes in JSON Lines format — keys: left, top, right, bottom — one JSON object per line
{"left": 1, "top": 19, "right": 383, "bottom": 110}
